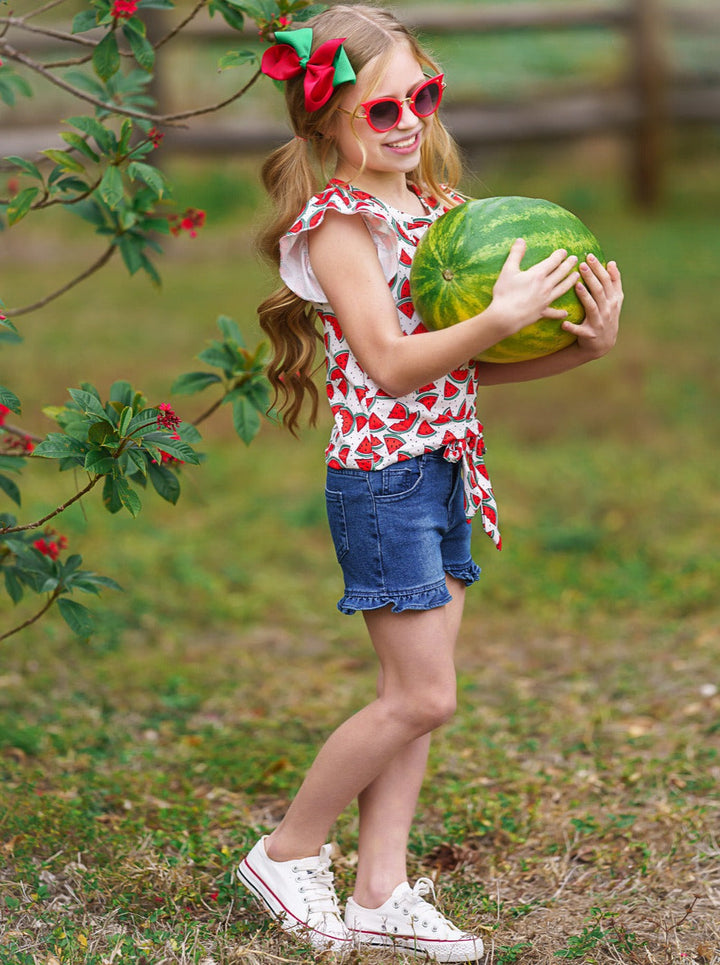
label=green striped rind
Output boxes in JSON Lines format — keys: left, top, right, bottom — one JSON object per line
{"left": 410, "top": 196, "right": 605, "bottom": 363}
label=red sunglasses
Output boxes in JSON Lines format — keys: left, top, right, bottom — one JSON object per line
{"left": 341, "top": 74, "right": 446, "bottom": 133}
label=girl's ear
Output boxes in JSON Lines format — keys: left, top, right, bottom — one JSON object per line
{"left": 321, "top": 112, "right": 338, "bottom": 141}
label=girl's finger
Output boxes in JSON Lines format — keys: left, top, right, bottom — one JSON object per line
{"left": 538, "top": 246, "right": 570, "bottom": 273}
{"left": 550, "top": 269, "right": 580, "bottom": 302}
{"left": 541, "top": 306, "right": 572, "bottom": 320}
{"left": 578, "top": 260, "right": 604, "bottom": 297}
{"left": 501, "top": 237, "right": 528, "bottom": 271}
{"left": 547, "top": 253, "right": 579, "bottom": 287}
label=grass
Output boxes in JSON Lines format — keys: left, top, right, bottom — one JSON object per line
{"left": 1, "top": 131, "right": 720, "bottom": 963}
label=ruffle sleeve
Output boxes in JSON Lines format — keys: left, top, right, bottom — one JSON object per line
{"left": 279, "top": 184, "right": 398, "bottom": 303}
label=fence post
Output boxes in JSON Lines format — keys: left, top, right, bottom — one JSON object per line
{"left": 629, "top": 0, "right": 668, "bottom": 207}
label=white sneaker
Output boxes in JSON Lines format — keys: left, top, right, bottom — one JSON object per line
{"left": 237, "top": 836, "right": 352, "bottom": 952}
{"left": 345, "top": 878, "right": 484, "bottom": 963}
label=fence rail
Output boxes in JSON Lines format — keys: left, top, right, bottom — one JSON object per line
{"left": 2, "top": 0, "right": 719, "bottom": 206}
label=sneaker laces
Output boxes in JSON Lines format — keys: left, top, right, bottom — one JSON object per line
{"left": 401, "top": 877, "right": 464, "bottom": 938}
{"left": 296, "top": 846, "right": 342, "bottom": 920}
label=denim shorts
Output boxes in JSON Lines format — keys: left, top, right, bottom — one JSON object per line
{"left": 325, "top": 449, "right": 481, "bottom": 615}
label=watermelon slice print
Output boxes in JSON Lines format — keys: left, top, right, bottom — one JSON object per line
{"left": 368, "top": 413, "right": 385, "bottom": 431}
{"left": 390, "top": 413, "right": 419, "bottom": 433}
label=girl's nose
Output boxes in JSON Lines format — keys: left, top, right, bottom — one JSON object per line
{"left": 397, "top": 101, "right": 417, "bottom": 129}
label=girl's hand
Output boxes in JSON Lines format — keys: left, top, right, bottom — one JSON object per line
{"left": 562, "top": 254, "right": 623, "bottom": 360}
{"left": 487, "top": 239, "right": 580, "bottom": 335}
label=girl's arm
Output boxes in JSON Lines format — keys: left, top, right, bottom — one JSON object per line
{"left": 477, "top": 255, "right": 623, "bottom": 386}
{"left": 309, "top": 210, "right": 582, "bottom": 398}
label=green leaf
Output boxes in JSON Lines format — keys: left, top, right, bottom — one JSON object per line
{"left": 87, "top": 421, "right": 116, "bottom": 446}
{"left": 70, "top": 572, "right": 122, "bottom": 593}
{"left": 40, "top": 149, "right": 85, "bottom": 174}
{"left": 118, "top": 405, "right": 133, "bottom": 437}
{"left": 151, "top": 436, "right": 200, "bottom": 465}
{"left": 65, "top": 115, "right": 116, "bottom": 154}
{"left": 57, "top": 597, "right": 95, "bottom": 637}
{"left": 71, "top": 198, "right": 107, "bottom": 228}
{"left": 93, "top": 31, "right": 121, "bottom": 82}
{"left": 33, "top": 433, "right": 88, "bottom": 461}
{"left": 126, "top": 408, "right": 161, "bottom": 437}
{"left": 84, "top": 449, "right": 116, "bottom": 475}
{"left": 198, "top": 342, "right": 237, "bottom": 374}
{"left": 68, "top": 388, "right": 114, "bottom": 423}
{"left": 125, "top": 445, "right": 148, "bottom": 477}
{"left": 118, "top": 118, "right": 133, "bottom": 155}
{"left": 291, "top": 4, "right": 327, "bottom": 24}
{"left": 148, "top": 462, "right": 181, "bottom": 504}
{"left": 123, "top": 20, "right": 155, "bottom": 71}
{"left": 127, "top": 161, "right": 167, "bottom": 198}
{"left": 102, "top": 475, "right": 123, "bottom": 514}
{"left": 0, "top": 386, "right": 21, "bottom": 414}
{"left": 115, "top": 477, "right": 142, "bottom": 517}
{"left": 216, "top": 314, "right": 245, "bottom": 345}
{"left": 0, "top": 71, "right": 33, "bottom": 107}
{"left": 72, "top": 9, "right": 98, "bottom": 33}
{"left": 4, "top": 569, "right": 24, "bottom": 604}
{"left": 3, "top": 155, "right": 42, "bottom": 180}
{"left": 0, "top": 473, "right": 21, "bottom": 506}
{"left": 138, "top": 251, "right": 162, "bottom": 286}
{"left": 7, "top": 187, "right": 39, "bottom": 226}
{"left": 60, "top": 132, "right": 100, "bottom": 163}
{"left": 178, "top": 421, "right": 202, "bottom": 444}
{"left": 98, "top": 166, "right": 124, "bottom": 210}
{"left": 243, "top": 377, "right": 271, "bottom": 413}
{"left": 208, "top": 0, "right": 245, "bottom": 31}
{"left": 218, "top": 49, "right": 257, "bottom": 70}
{"left": 109, "top": 380, "right": 135, "bottom": 407}
{"left": 225, "top": 0, "right": 271, "bottom": 19}
{"left": 117, "top": 234, "right": 144, "bottom": 275}
{"left": 0, "top": 454, "right": 24, "bottom": 473}
{"left": 171, "top": 371, "right": 223, "bottom": 396}
{"left": 233, "top": 396, "right": 261, "bottom": 445}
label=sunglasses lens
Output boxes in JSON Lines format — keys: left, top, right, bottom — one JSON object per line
{"left": 367, "top": 100, "right": 400, "bottom": 132}
{"left": 413, "top": 79, "right": 441, "bottom": 116}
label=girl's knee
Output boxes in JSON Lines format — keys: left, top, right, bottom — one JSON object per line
{"left": 393, "top": 684, "right": 457, "bottom": 735}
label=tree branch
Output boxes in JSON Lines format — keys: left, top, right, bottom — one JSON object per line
{"left": 0, "top": 474, "right": 101, "bottom": 535}
{"left": 1, "top": 15, "right": 97, "bottom": 47}
{"left": 0, "top": 39, "right": 262, "bottom": 125}
{"left": 191, "top": 394, "right": 225, "bottom": 427}
{"left": 0, "top": 586, "right": 62, "bottom": 642}
{"left": 24, "top": 0, "right": 72, "bottom": 23}
{"left": 154, "top": 0, "right": 208, "bottom": 51}
{"left": 6, "top": 244, "right": 117, "bottom": 317}
{"left": 1, "top": 422, "right": 44, "bottom": 444}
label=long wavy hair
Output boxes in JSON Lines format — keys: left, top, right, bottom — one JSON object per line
{"left": 258, "top": 3, "right": 463, "bottom": 433}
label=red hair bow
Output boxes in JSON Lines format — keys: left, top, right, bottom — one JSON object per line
{"left": 261, "top": 28, "right": 356, "bottom": 112}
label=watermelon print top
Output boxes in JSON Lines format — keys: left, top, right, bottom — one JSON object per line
{"left": 279, "top": 179, "right": 501, "bottom": 550}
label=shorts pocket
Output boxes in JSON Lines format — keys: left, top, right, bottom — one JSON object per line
{"left": 325, "top": 489, "right": 349, "bottom": 562}
{"left": 370, "top": 458, "right": 423, "bottom": 499}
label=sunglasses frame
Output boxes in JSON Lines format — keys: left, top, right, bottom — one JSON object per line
{"left": 342, "top": 73, "right": 446, "bottom": 133}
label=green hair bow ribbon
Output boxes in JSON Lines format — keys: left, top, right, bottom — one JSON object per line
{"left": 261, "top": 27, "right": 357, "bottom": 112}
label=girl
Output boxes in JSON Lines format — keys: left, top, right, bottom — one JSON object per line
{"left": 237, "top": 4, "right": 623, "bottom": 962}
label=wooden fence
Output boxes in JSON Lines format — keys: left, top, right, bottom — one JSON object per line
{"left": 2, "top": 0, "right": 719, "bottom": 207}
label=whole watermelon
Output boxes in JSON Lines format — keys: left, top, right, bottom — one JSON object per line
{"left": 410, "top": 196, "right": 605, "bottom": 363}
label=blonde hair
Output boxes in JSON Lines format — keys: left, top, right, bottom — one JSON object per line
{"left": 258, "top": 3, "right": 463, "bottom": 433}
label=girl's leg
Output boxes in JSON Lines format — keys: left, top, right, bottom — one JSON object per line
{"left": 352, "top": 576, "right": 466, "bottom": 907}
{"left": 265, "top": 589, "right": 461, "bottom": 864}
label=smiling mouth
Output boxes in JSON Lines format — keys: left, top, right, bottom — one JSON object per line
{"left": 385, "top": 131, "right": 421, "bottom": 150}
